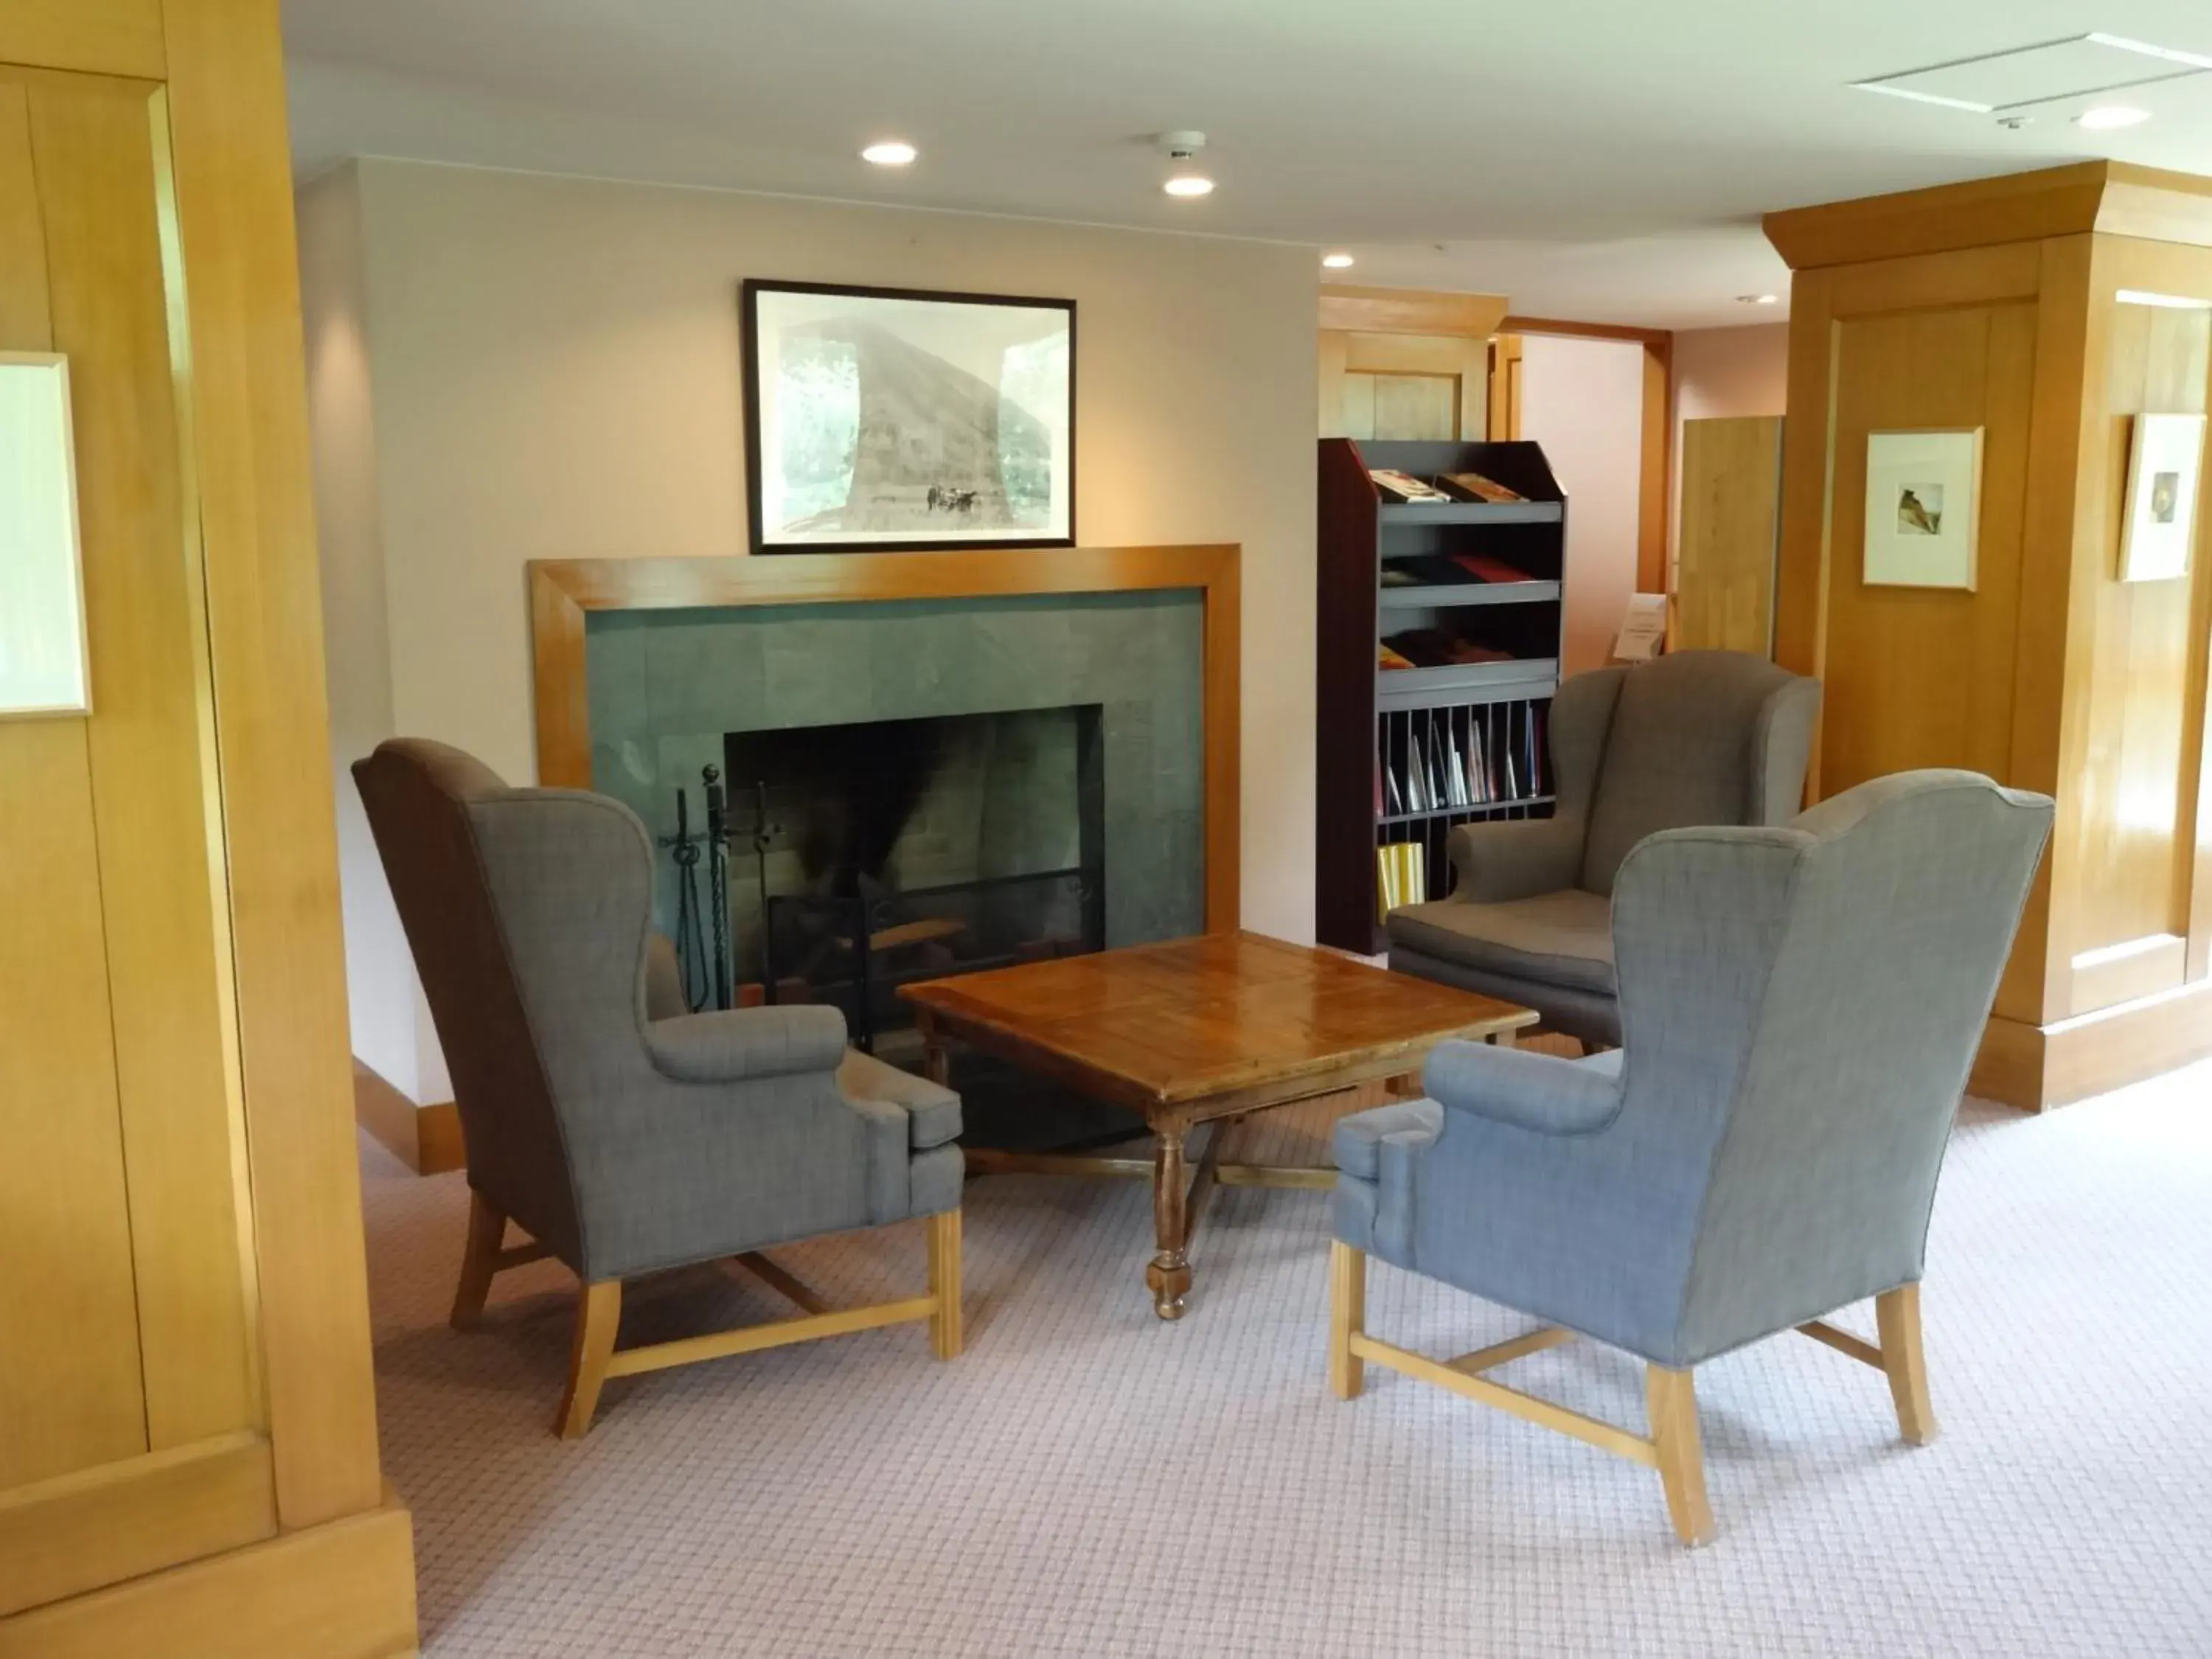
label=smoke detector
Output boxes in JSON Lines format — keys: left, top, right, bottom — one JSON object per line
{"left": 1156, "top": 131, "right": 1214, "bottom": 198}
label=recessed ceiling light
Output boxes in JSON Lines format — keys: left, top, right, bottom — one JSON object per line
{"left": 1737, "top": 293, "right": 1780, "bottom": 306}
{"left": 1322, "top": 252, "right": 1356, "bottom": 269}
{"left": 1163, "top": 173, "right": 1214, "bottom": 198}
{"left": 861, "top": 140, "right": 918, "bottom": 166}
{"left": 2075, "top": 105, "right": 2150, "bottom": 130}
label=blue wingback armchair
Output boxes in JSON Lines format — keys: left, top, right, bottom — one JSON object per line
{"left": 356, "top": 739, "right": 966, "bottom": 1437}
{"left": 1388, "top": 650, "right": 1820, "bottom": 1047}
{"left": 1331, "top": 770, "right": 2052, "bottom": 1543}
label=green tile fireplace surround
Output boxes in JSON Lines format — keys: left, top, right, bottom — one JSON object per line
{"left": 582, "top": 588, "right": 1208, "bottom": 955}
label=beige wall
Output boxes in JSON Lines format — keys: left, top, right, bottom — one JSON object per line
{"left": 1517, "top": 333, "right": 1646, "bottom": 675}
{"left": 301, "top": 159, "right": 1319, "bottom": 1102}
{"left": 1674, "top": 321, "right": 1789, "bottom": 424}
{"left": 299, "top": 165, "right": 421, "bottom": 1096}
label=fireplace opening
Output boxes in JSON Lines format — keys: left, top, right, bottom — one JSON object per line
{"left": 721, "top": 704, "right": 1105, "bottom": 1047}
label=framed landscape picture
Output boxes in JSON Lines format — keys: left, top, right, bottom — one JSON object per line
{"left": 2118, "top": 412, "right": 2204, "bottom": 583}
{"left": 742, "top": 279, "right": 1075, "bottom": 554}
{"left": 1861, "top": 428, "right": 1983, "bottom": 591}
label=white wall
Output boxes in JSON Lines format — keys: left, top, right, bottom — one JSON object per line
{"left": 302, "top": 159, "right": 1319, "bottom": 1102}
{"left": 1517, "top": 334, "right": 1646, "bottom": 675}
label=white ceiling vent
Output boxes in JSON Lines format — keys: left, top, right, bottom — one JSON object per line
{"left": 1854, "top": 32, "right": 2212, "bottom": 113}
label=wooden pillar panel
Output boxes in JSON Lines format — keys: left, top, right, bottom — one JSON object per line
{"left": 2062, "top": 299, "right": 2211, "bottom": 1012}
{"left": 1773, "top": 164, "right": 2212, "bottom": 1100}
{"left": 2062, "top": 257, "right": 2212, "bottom": 1013}
{"left": 1818, "top": 300, "right": 2038, "bottom": 796}
{"left": 0, "top": 0, "right": 414, "bottom": 1645}
{"left": 26, "top": 69, "right": 260, "bottom": 1453}
{"left": 0, "top": 81, "right": 155, "bottom": 1494}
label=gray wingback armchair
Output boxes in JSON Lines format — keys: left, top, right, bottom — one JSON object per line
{"left": 1330, "top": 771, "right": 2052, "bottom": 1544}
{"left": 1388, "top": 650, "right": 1820, "bottom": 1046}
{"left": 355, "top": 739, "right": 965, "bottom": 1437}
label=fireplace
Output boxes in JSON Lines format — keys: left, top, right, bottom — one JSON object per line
{"left": 720, "top": 704, "right": 1106, "bottom": 1046}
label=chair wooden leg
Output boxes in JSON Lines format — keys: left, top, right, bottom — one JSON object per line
{"left": 555, "top": 1279, "right": 622, "bottom": 1439}
{"left": 1646, "top": 1365, "right": 1715, "bottom": 1547}
{"left": 1876, "top": 1283, "right": 1938, "bottom": 1445}
{"left": 1329, "top": 1240, "right": 1366, "bottom": 1399}
{"left": 450, "top": 1189, "right": 505, "bottom": 1331}
{"left": 926, "top": 1208, "right": 964, "bottom": 1360}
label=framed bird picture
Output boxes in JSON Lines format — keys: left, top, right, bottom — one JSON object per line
{"left": 1862, "top": 428, "right": 1983, "bottom": 591}
{"left": 2118, "top": 412, "right": 2205, "bottom": 583}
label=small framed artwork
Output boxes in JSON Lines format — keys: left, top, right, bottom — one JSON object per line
{"left": 1862, "top": 428, "right": 1983, "bottom": 591}
{"left": 0, "top": 352, "right": 91, "bottom": 717}
{"left": 742, "top": 279, "right": 1075, "bottom": 554}
{"left": 2118, "top": 412, "right": 2205, "bottom": 583}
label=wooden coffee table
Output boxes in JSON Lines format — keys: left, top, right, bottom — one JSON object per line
{"left": 900, "top": 931, "right": 1535, "bottom": 1319}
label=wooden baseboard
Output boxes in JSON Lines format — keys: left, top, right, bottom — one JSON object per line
{"left": 417, "top": 1101, "right": 465, "bottom": 1174}
{"left": 1972, "top": 978, "right": 2212, "bottom": 1109}
{"left": 352, "top": 1061, "right": 465, "bottom": 1175}
{"left": 0, "top": 1495, "right": 417, "bottom": 1659}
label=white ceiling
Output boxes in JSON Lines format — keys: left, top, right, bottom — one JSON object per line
{"left": 282, "top": 1, "right": 2212, "bottom": 330}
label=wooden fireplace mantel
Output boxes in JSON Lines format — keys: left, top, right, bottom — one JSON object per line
{"left": 526, "top": 546, "right": 1244, "bottom": 933}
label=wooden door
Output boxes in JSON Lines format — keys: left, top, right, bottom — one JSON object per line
{"left": 1321, "top": 330, "right": 1488, "bottom": 440}
{"left": 0, "top": 60, "right": 273, "bottom": 1617}
{"left": 1675, "top": 415, "right": 1783, "bottom": 653}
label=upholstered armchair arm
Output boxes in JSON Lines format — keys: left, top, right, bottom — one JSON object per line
{"left": 1441, "top": 667, "right": 1621, "bottom": 904}
{"left": 643, "top": 1004, "right": 849, "bottom": 1083}
{"left": 1445, "top": 817, "right": 1584, "bottom": 902}
{"left": 1422, "top": 1038, "right": 1621, "bottom": 1135}
{"left": 644, "top": 933, "right": 688, "bottom": 1020}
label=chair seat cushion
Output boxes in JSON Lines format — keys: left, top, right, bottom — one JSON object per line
{"left": 837, "top": 1049, "right": 962, "bottom": 1150}
{"left": 1384, "top": 888, "right": 1615, "bottom": 995}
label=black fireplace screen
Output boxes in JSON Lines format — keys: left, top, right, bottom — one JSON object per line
{"left": 717, "top": 703, "right": 1105, "bottom": 1047}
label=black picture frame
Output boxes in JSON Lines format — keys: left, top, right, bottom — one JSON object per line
{"left": 740, "top": 278, "right": 1077, "bottom": 555}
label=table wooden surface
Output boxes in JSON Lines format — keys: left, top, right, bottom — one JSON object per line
{"left": 900, "top": 931, "right": 1535, "bottom": 1318}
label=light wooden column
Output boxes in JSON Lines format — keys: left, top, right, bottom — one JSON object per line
{"left": 1767, "top": 161, "right": 2212, "bottom": 1108}
{"left": 0, "top": 0, "right": 416, "bottom": 1652}
{"left": 1675, "top": 415, "right": 1783, "bottom": 653}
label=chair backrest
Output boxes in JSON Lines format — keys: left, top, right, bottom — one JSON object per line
{"left": 1607, "top": 770, "right": 2052, "bottom": 1362}
{"left": 1578, "top": 650, "right": 1819, "bottom": 895}
{"left": 353, "top": 740, "right": 658, "bottom": 1264}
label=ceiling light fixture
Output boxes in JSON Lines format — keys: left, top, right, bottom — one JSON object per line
{"left": 2085, "top": 32, "right": 2212, "bottom": 72}
{"left": 1855, "top": 82, "right": 1996, "bottom": 112}
{"left": 1322, "top": 252, "right": 1356, "bottom": 269}
{"left": 2075, "top": 105, "right": 2151, "bottom": 129}
{"left": 1738, "top": 293, "right": 1780, "bottom": 306}
{"left": 1156, "top": 130, "right": 1213, "bottom": 200}
{"left": 861, "top": 140, "right": 918, "bottom": 167}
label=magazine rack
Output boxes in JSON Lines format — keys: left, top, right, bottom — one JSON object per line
{"left": 1315, "top": 437, "right": 1567, "bottom": 953}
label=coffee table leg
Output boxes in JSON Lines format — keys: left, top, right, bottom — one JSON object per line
{"left": 917, "top": 1012, "right": 951, "bottom": 1088}
{"left": 1146, "top": 1127, "right": 1192, "bottom": 1321}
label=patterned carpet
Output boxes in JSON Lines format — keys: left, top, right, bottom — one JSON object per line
{"left": 363, "top": 1061, "right": 2212, "bottom": 1658}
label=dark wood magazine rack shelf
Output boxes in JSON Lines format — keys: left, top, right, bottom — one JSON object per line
{"left": 1315, "top": 437, "right": 1567, "bottom": 953}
